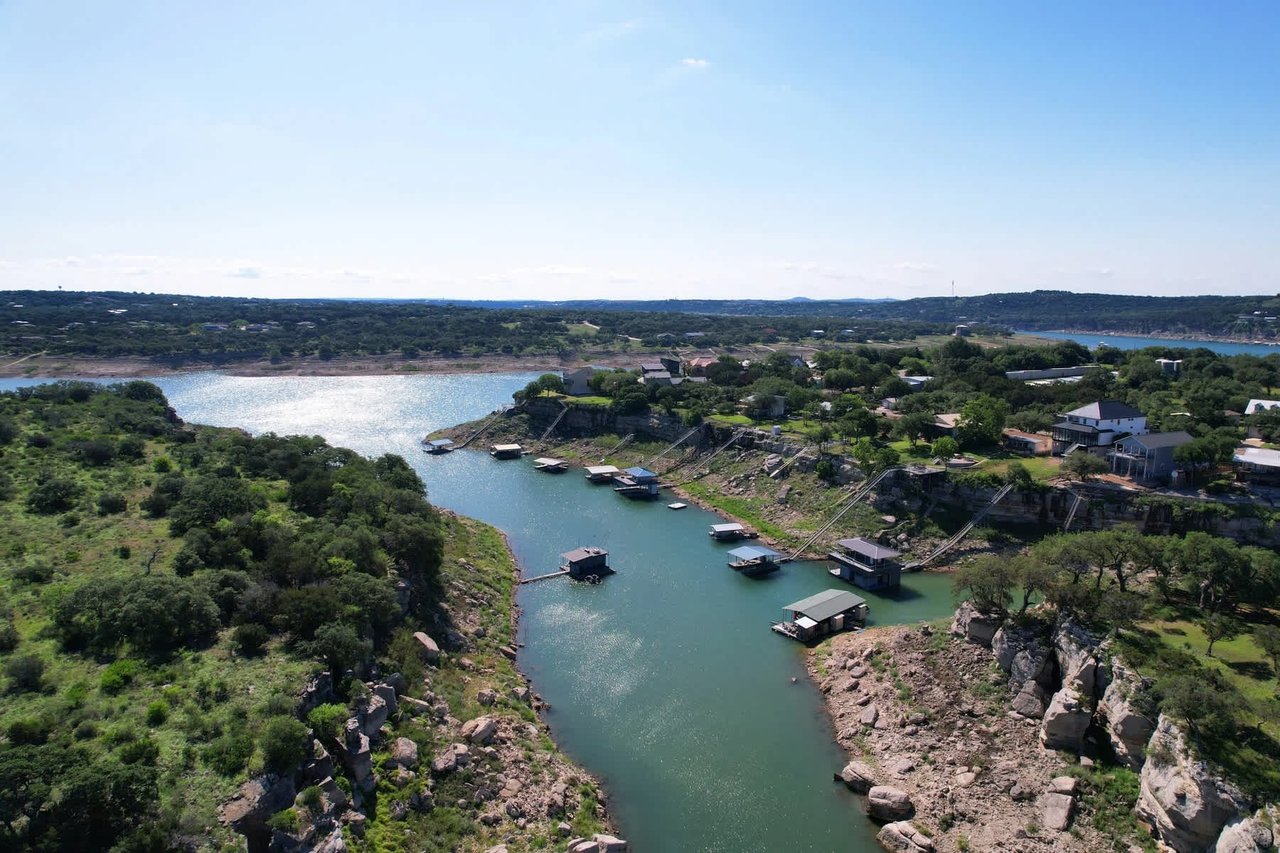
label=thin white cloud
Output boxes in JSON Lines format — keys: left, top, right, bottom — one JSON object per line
{"left": 583, "top": 19, "right": 643, "bottom": 44}
{"left": 679, "top": 58, "right": 710, "bottom": 70}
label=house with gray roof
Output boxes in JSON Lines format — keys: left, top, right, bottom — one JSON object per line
{"left": 1109, "top": 431, "right": 1193, "bottom": 483}
{"left": 1051, "top": 400, "right": 1148, "bottom": 455}
{"left": 828, "top": 537, "right": 902, "bottom": 591}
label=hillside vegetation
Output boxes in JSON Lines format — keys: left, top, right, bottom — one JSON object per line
{"left": 0, "top": 382, "right": 448, "bottom": 850}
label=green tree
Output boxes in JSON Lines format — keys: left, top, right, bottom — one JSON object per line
{"left": 930, "top": 435, "right": 959, "bottom": 460}
{"left": 1201, "top": 613, "right": 1241, "bottom": 657}
{"left": 1255, "top": 625, "right": 1280, "bottom": 676}
{"left": 1061, "top": 451, "right": 1108, "bottom": 481}
{"left": 259, "top": 717, "right": 308, "bottom": 774}
{"left": 952, "top": 555, "right": 1015, "bottom": 615}
{"left": 308, "top": 623, "right": 370, "bottom": 680}
{"left": 956, "top": 395, "right": 1008, "bottom": 449}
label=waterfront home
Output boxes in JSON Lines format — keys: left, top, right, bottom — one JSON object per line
{"left": 561, "top": 366, "right": 596, "bottom": 396}
{"left": 926, "top": 413, "right": 961, "bottom": 440}
{"left": 772, "top": 589, "right": 868, "bottom": 642}
{"left": 532, "top": 457, "right": 569, "bottom": 473}
{"left": 1156, "top": 358, "right": 1182, "bottom": 376}
{"left": 709, "top": 522, "right": 752, "bottom": 541}
{"left": 1001, "top": 428, "right": 1051, "bottom": 456}
{"left": 901, "top": 375, "right": 933, "bottom": 391}
{"left": 584, "top": 464, "right": 621, "bottom": 483}
{"left": 1051, "top": 401, "right": 1147, "bottom": 455}
{"left": 560, "top": 547, "right": 612, "bottom": 580}
{"left": 726, "top": 545, "right": 782, "bottom": 577}
{"left": 828, "top": 538, "right": 902, "bottom": 591}
{"left": 685, "top": 356, "right": 718, "bottom": 376}
{"left": 1004, "top": 365, "right": 1095, "bottom": 383}
{"left": 1233, "top": 446, "right": 1280, "bottom": 485}
{"left": 490, "top": 443, "right": 523, "bottom": 459}
{"left": 423, "top": 438, "right": 455, "bottom": 454}
{"left": 1109, "top": 431, "right": 1193, "bottom": 483}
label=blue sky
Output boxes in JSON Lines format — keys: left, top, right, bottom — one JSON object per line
{"left": 1, "top": 1, "right": 1277, "bottom": 300}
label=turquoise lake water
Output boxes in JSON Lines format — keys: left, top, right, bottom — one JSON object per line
{"left": 1020, "top": 329, "right": 1280, "bottom": 357}
{"left": 1, "top": 373, "right": 958, "bottom": 851}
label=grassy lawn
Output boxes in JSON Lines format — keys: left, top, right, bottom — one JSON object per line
{"left": 982, "top": 454, "right": 1061, "bottom": 481}
{"left": 705, "top": 413, "right": 753, "bottom": 426}
{"left": 1143, "top": 619, "right": 1278, "bottom": 709}
{"left": 566, "top": 395, "right": 611, "bottom": 407}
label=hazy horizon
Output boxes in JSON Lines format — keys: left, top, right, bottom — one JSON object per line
{"left": 3, "top": 2, "right": 1277, "bottom": 301}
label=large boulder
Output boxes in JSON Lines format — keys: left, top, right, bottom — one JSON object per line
{"left": 836, "top": 760, "right": 879, "bottom": 793}
{"left": 218, "top": 773, "right": 297, "bottom": 838}
{"left": 413, "top": 631, "right": 441, "bottom": 663}
{"left": 461, "top": 715, "right": 498, "bottom": 745}
{"left": 1037, "top": 791, "right": 1075, "bottom": 832}
{"left": 866, "top": 786, "right": 915, "bottom": 822}
{"left": 1097, "top": 658, "right": 1156, "bottom": 769}
{"left": 992, "top": 622, "right": 1055, "bottom": 695}
{"left": 339, "top": 720, "right": 375, "bottom": 791}
{"left": 1040, "top": 688, "right": 1091, "bottom": 751}
{"left": 388, "top": 737, "right": 419, "bottom": 770}
{"left": 876, "top": 821, "right": 935, "bottom": 853}
{"left": 1137, "top": 715, "right": 1251, "bottom": 852}
{"left": 357, "top": 693, "right": 389, "bottom": 738}
{"left": 950, "top": 602, "right": 1002, "bottom": 647}
{"left": 1054, "top": 617, "right": 1109, "bottom": 699}
{"left": 372, "top": 683, "right": 398, "bottom": 718}
{"left": 1215, "top": 806, "right": 1279, "bottom": 853}
{"left": 1010, "top": 681, "right": 1052, "bottom": 719}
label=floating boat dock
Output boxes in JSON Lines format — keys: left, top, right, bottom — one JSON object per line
{"left": 584, "top": 464, "right": 621, "bottom": 483}
{"left": 614, "top": 466, "right": 660, "bottom": 499}
{"left": 490, "top": 443, "right": 524, "bottom": 459}
{"left": 727, "top": 545, "right": 783, "bottom": 577}
{"left": 709, "top": 522, "right": 757, "bottom": 541}
{"left": 560, "top": 546, "right": 614, "bottom": 580}
{"left": 771, "top": 589, "right": 868, "bottom": 642}
{"left": 422, "top": 438, "right": 454, "bottom": 454}
{"left": 532, "top": 457, "right": 569, "bottom": 473}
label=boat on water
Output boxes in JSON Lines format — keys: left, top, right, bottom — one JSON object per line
{"left": 771, "top": 589, "right": 868, "bottom": 642}
{"left": 667, "top": 502, "right": 688, "bottom": 510}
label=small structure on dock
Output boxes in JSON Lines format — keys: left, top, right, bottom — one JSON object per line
{"left": 422, "top": 438, "right": 454, "bottom": 454}
{"left": 708, "top": 522, "right": 756, "bottom": 541}
{"left": 772, "top": 589, "right": 868, "bottom": 642}
{"left": 532, "top": 457, "right": 569, "bottom": 473}
{"left": 560, "top": 546, "right": 613, "bottom": 580}
{"left": 490, "top": 443, "right": 524, "bottom": 459}
{"left": 727, "top": 545, "right": 782, "bottom": 577}
{"left": 828, "top": 537, "right": 902, "bottom": 591}
{"left": 614, "top": 466, "right": 660, "bottom": 499}
{"left": 584, "top": 464, "right": 621, "bottom": 483}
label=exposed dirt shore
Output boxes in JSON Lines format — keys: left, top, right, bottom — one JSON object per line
{"left": 812, "top": 624, "right": 1115, "bottom": 853}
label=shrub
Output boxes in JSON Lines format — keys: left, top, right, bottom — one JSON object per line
{"left": 117, "top": 736, "right": 160, "bottom": 765}
{"left": 13, "top": 561, "right": 55, "bottom": 584}
{"left": 0, "top": 417, "right": 17, "bottom": 445}
{"left": 8, "top": 716, "right": 53, "bottom": 744}
{"left": 259, "top": 717, "right": 308, "bottom": 774}
{"left": 201, "top": 731, "right": 255, "bottom": 776}
{"left": 97, "top": 492, "right": 128, "bottom": 515}
{"left": 306, "top": 703, "right": 349, "bottom": 743}
{"left": 0, "top": 621, "right": 18, "bottom": 652}
{"left": 153, "top": 457, "right": 173, "bottom": 473}
{"left": 101, "top": 659, "right": 142, "bottom": 694}
{"left": 27, "top": 477, "right": 82, "bottom": 514}
{"left": 74, "top": 720, "right": 99, "bottom": 740}
{"left": 145, "top": 701, "right": 169, "bottom": 727}
{"left": 231, "top": 623, "right": 269, "bottom": 657}
{"left": 5, "top": 654, "right": 45, "bottom": 693}
{"left": 27, "top": 433, "right": 52, "bottom": 449}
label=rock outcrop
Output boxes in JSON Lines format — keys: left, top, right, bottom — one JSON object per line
{"left": 866, "top": 785, "right": 915, "bottom": 822}
{"left": 949, "top": 601, "right": 1002, "bottom": 647}
{"left": 1096, "top": 657, "right": 1156, "bottom": 769}
{"left": 1053, "top": 617, "right": 1109, "bottom": 699}
{"left": 1040, "top": 688, "right": 1092, "bottom": 751}
{"left": 1214, "top": 806, "right": 1279, "bottom": 853}
{"left": 1136, "top": 716, "right": 1251, "bottom": 852}
{"left": 876, "top": 820, "right": 935, "bottom": 853}
{"left": 219, "top": 774, "right": 297, "bottom": 841}
{"left": 836, "top": 760, "right": 879, "bottom": 793}
{"left": 992, "top": 620, "right": 1055, "bottom": 719}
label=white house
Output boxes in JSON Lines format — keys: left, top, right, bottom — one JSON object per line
{"left": 561, "top": 366, "right": 597, "bottom": 396}
{"left": 1051, "top": 400, "right": 1147, "bottom": 455}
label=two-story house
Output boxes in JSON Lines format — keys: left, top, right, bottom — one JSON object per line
{"left": 1051, "top": 400, "right": 1147, "bottom": 455}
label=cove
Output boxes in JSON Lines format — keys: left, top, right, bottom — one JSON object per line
{"left": 3, "top": 373, "right": 958, "bottom": 851}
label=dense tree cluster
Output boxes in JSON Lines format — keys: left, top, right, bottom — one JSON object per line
{"left": 0, "top": 381, "right": 446, "bottom": 851}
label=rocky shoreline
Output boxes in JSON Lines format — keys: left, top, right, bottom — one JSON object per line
{"left": 217, "top": 512, "right": 628, "bottom": 853}
{"left": 812, "top": 608, "right": 1277, "bottom": 853}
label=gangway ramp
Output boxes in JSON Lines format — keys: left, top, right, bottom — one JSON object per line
{"left": 904, "top": 483, "right": 1014, "bottom": 569}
